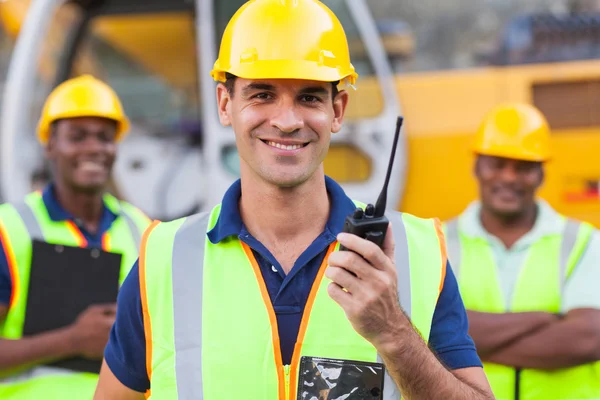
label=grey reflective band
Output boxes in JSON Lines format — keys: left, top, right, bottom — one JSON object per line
{"left": 13, "top": 201, "right": 44, "bottom": 240}
{"left": 0, "top": 365, "right": 71, "bottom": 384}
{"left": 119, "top": 208, "right": 142, "bottom": 250}
{"left": 380, "top": 211, "right": 411, "bottom": 400}
{"left": 172, "top": 212, "right": 210, "bottom": 400}
{"left": 170, "top": 211, "right": 412, "bottom": 399}
{"left": 559, "top": 219, "right": 581, "bottom": 296}
{"left": 444, "top": 219, "right": 461, "bottom": 278}
{"left": 387, "top": 212, "right": 411, "bottom": 319}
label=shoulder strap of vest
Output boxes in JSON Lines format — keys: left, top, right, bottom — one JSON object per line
{"left": 386, "top": 211, "right": 412, "bottom": 319}
{"left": 444, "top": 218, "right": 461, "bottom": 278}
{"left": 167, "top": 210, "right": 211, "bottom": 398}
{"left": 14, "top": 192, "right": 45, "bottom": 240}
{"left": 104, "top": 194, "right": 149, "bottom": 250}
{"left": 560, "top": 218, "right": 594, "bottom": 293}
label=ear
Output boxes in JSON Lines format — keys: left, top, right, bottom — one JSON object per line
{"left": 216, "top": 83, "right": 232, "bottom": 127}
{"left": 44, "top": 135, "right": 55, "bottom": 161}
{"left": 473, "top": 156, "right": 482, "bottom": 179}
{"left": 331, "top": 90, "right": 349, "bottom": 134}
{"left": 536, "top": 165, "right": 545, "bottom": 188}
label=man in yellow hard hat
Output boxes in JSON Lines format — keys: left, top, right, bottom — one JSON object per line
{"left": 444, "top": 103, "right": 600, "bottom": 400}
{"left": 95, "top": 1, "right": 493, "bottom": 399}
{"left": 0, "top": 74, "right": 151, "bottom": 399}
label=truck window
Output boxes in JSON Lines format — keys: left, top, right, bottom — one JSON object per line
{"left": 71, "top": 11, "right": 201, "bottom": 143}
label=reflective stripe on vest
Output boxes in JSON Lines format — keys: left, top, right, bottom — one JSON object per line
{"left": 444, "top": 217, "right": 599, "bottom": 400}
{"left": 0, "top": 191, "right": 149, "bottom": 392}
{"left": 141, "top": 203, "right": 446, "bottom": 399}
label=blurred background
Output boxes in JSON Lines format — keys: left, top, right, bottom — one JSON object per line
{"left": 0, "top": 0, "right": 599, "bottom": 225}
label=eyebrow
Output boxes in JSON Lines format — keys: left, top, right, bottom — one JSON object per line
{"left": 299, "top": 86, "right": 329, "bottom": 96}
{"left": 241, "top": 83, "right": 276, "bottom": 97}
{"left": 241, "top": 83, "right": 330, "bottom": 97}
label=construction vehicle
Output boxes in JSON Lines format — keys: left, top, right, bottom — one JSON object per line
{"left": 1, "top": 0, "right": 600, "bottom": 226}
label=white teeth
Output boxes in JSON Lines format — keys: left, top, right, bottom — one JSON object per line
{"left": 266, "top": 141, "right": 303, "bottom": 150}
{"left": 79, "top": 162, "right": 104, "bottom": 172}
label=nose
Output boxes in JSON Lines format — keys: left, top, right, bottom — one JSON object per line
{"left": 83, "top": 134, "right": 107, "bottom": 154}
{"left": 498, "top": 163, "right": 519, "bottom": 183}
{"left": 270, "top": 101, "right": 304, "bottom": 134}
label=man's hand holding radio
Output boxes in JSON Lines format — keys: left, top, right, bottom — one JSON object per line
{"left": 325, "top": 224, "right": 409, "bottom": 348}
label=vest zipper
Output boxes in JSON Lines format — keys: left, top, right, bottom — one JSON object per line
{"left": 284, "top": 364, "right": 291, "bottom": 399}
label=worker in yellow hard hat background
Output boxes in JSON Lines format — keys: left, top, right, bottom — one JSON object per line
{"left": 95, "top": 0, "right": 493, "bottom": 399}
{"left": 444, "top": 103, "right": 600, "bottom": 400}
{"left": 0, "top": 74, "right": 151, "bottom": 399}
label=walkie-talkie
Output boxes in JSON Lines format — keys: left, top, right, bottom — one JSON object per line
{"left": 339, "top": 116, "right": 403, "bottom": 251}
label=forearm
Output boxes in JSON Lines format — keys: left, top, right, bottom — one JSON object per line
{"left": 486, "top": 310, "right": 600, "bottom": 369}
{"left": 467, "top": 310, "right": 558, "bottom": 357}
{"left": 377, "top": 322, "right": 493, "bottom": 399}
{"left": 0, "top": 327, "right": 77, "bottom": 372}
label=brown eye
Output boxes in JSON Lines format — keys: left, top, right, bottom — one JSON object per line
{"left": 300, "top": 95, "right": 320, "bottom": 103}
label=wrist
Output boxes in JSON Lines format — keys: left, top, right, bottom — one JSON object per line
{"left": 58, "top": 325, "right": 80, "bottom": 358}
{"left": 372, "top": 311, "right": 417, "bottom": 355}
{"left": 541, "top": 312, "right": 561, "bottom": 325}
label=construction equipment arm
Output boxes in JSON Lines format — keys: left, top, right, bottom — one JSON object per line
{"left": 467, "top": 310, "right": 559, "bottom": 358}
{"left": 94, "top": 360, "right": 146, "bottom": 400}
{"left": 485, "top": 308, "right": 600, "bottom": 369}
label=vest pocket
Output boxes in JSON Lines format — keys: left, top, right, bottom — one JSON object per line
{"left": 297, "top": 356, "right": 384, "bottom": 399}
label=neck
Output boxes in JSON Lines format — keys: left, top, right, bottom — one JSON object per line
{"left": 239, "top": 168, "right": 330, "bottom": 247}
{"left": 479, "top": 203, "right": 538, "bottom": 248}
{"left": 53, "top": 181, "right": 105, "bottom": 228}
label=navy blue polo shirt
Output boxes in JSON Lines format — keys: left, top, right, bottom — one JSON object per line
{"left": 0, "top": 184, "right": 120, "bottom": 306}
{"left": 105, "top": 176, "right": 482, "bottom": 392}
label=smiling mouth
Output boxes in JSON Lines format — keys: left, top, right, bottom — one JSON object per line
{"left": 78, "top": 161, "right": 107, "bottom": 173}
{"left": 261, "top": 139, "right": 310, "bottom": 150}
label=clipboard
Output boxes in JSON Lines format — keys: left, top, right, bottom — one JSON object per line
{"left": 22, "top": 240, "right": 122, "bottom": 374}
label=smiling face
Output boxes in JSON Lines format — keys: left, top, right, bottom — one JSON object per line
{"left": 46, "top": 116, "right": 117, "bottom": 194}
{"left": 217, "top": 77, "right": 348, "bottom": 188}
{"left": 476, "top": 155, "right": 544, "bottom": 218}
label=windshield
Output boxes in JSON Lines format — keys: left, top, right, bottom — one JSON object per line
{"left": 367, "top": 0, "right": 600, "bottom": 73}
{"left": 72, "top": 11, "right": 201, "bottom": 139}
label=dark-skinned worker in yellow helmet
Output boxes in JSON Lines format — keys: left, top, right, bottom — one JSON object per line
{"left": 444, "top": 103, "right": 600, "bottom": 400}
{"left": 0, "top": 74, "right": 151, "bottom": 399}
{"left": 94, "top": 1, "right": 493, "bottom": 399}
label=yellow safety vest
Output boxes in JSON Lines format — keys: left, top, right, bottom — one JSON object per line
{"left": 444, "top": 216, "right": 600, "bottom": 400}
{"left": 0, "top": 191, "right": 150, "bottom": 400}
{"left": 140, "top": 202, "right": 448, "bottom": 399}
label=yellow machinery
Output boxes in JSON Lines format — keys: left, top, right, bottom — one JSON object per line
{"left": 1, "top": 0, "right": 600, "bottom": 225}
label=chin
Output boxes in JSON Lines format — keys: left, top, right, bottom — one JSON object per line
{"left": 491, "top": 204, "right": 525, "bottom": 219}
{"left": 72, "top": 181, "right": 107, "bottom": 194}
{"left": 263, "top": 171, "right": 313, "bottom": 189}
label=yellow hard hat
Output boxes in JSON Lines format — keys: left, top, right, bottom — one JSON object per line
{"left": 473, "top": 103, "right": 551, "bottom": 162}
{"left": 37, "top": 74, "right": 130, "bottom": 145}
{"left": 211, "top": 0, "right": 358, "bottom": 85}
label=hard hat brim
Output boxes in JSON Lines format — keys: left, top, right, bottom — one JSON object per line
{"left": 474, "top": 147, "right": 550, "bottom": 163}
{"left": 37, "top": 112, "right": 130, "bottom": 145}
{"left": 211, "top": 59, "right": 358, "bottom": 85}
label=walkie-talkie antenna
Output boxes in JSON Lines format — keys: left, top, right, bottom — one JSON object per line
{"left": 373, "top": 116, "right": 403, "bottom": 218}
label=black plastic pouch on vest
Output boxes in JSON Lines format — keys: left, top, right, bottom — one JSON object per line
{"left": 339, "top": 117, "right": 403, "bottom": 251}
{"left": 297, "top": 356, "right": 385, "bottom": 399}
